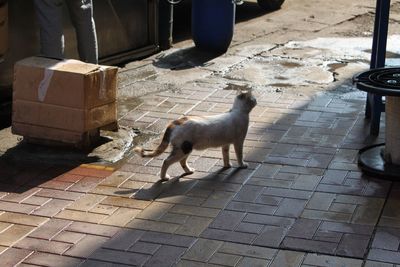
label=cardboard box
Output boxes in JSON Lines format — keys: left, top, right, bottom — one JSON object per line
{"left": 12, "top": 57, "right": 118, "bottom": 144}
{"left": 0, "top": 2, "right": 8, "bottom": 56}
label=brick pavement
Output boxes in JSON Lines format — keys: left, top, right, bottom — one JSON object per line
{"left": 3, "top": 0, "right": 400, "bottom": 266}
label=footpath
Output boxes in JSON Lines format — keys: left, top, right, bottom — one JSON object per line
{"left": 2, "top": 0, "right": 400, "bottom": 266}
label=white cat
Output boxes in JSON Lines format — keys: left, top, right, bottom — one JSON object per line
{"left": 134, "top": 92, "right": 257, "bottom": 181}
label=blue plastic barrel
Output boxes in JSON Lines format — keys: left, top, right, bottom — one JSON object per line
{"left": 192, "top": 0, "right": 236, "bottom": 53}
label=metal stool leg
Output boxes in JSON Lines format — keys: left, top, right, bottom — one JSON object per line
{"left": 367, "top": 0, "right": 390, "bottom": 135}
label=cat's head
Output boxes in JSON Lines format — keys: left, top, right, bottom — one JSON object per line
{"left": 233, "top": 91, "right": 257, "bottom": 113}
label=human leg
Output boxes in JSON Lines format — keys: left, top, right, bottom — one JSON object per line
{"left": 66, "top": 0, "right": 98, "bottom": 63}
{"left": 33, "top": 0, "right": 64, "bottom": 59}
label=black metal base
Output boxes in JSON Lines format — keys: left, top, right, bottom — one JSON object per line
{"left": 358, "top": 143, "right": 400, "bottom": 180}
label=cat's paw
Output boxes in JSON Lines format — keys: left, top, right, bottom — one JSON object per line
{"left": 238, "top": 163, "right": 248, "bottom": 169}
{"left": 160, "top": 174, "right": 171, "bottom": 181}
{"left": 223, "top": 163, "right": 232, "bottom": 168}
{"left": 185, "top": 168, "right": 195, "bottom": 175}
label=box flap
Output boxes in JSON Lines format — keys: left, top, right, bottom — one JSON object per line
{"left": 17, "top": 57, "right": 101, "bottom": 74}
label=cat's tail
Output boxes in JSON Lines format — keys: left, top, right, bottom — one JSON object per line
{"left": 133, "top": 127, "right": 172, "bottom": 158}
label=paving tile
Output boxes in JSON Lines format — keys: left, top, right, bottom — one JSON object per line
{"left": 64, "top": 235, "right": 110, "bottom": 258}
{"left": 144, "top": 245, "right": 187, "bottom": 267}
{"left": 67, "top": 222, "right": 120, "bottom": 237}
{"left": 303, "top": 253, "right": 364, "bottom": 266}
{"left": 364, "top": 261, "right": 395, "bottom": 267}
{"left": 368, "top": 249, "right": 400, "bottom": 265}
{"left": 262, "top": 187, "right": 312, "bottom": 200}
{"left": 301, "top": 209, "right": 352, "bottom": 223}
{"left": 274, "top": 198, "right": 307, "bottom": 217}
{"left": 68, "top": 166, "right": 113, "bottom": 178}
{"left": 22, "top": 195, "right": 51, "bottom": 206}
{"left": 89, "top": 248, "right": 151, "bottom": 266}
{"left": 291, "top": 174, "right": 322, "bottom": 190}
{"left": 0, "top": 212, "right": 48, "bottom": 227}
{"left": 0, "top": 224, "right": 34, "bottom": 246}
{"left": 102, "top": 228, "right": 145, "bottom": 251}
{"left": 140, "top": 231, "right": 195, "bottom": 247}
{"left": 0, "top": 201, "right": 37, "bottom": 214}
{"left": 129, "top": 241, "right": 161, "bottom": 255}
{"left": 306, "top": 192, "right": 336, "bottom": 210}
{"left": 237, "top": 257, "right": 270, "bottom": 267}
{"left": 100, "top": 196, "right": 150, "bottom": 209}
{"left": 182, "top": 238, "right": 223, "bottom": 262}
{"left": 336, "top": 233, "right": 370, "bottom": 258}
{"left": 253, "top": 225, "right": 287, "bottom": 247}
{"left": 136, "top": 202, "right": 174, "bottom": 220}
{"left": 209, "top": 210, "right": 246, "bottom": 231}
{"left": 89, "top": 204, "right": 118, "bottom": 215}
{"left": 236, "top": 222, "right": 264, "bottom": 234}
{"left": 80, "top": 260, "right": 134, "bottom": 267}
{"left": 15, "top": 237, "right": 72, "bottom": 254}
{"left": 29, "top": 218, "right": 71, "bottom": 240}
{"left": 287, "top": 218, "right": 320, "bottom": 239}
{"left": 67, "top": 194, "right": 105, "bottom": 212}
{"left": 269, "top": 250, "right": 305, "bottom": 267}
{"left": 170, "top": 204, "right": 220, "bottom": 218}
{"left": 32, "top": 199, "right": 72, "bottom": 217}
{"left": 209, "top": 252, "right": 242, "bottom": 266}
{"left": 126, "top": 218, "right": 180, "bottom": 233}
{"left": 56, "top": 209, "right": 108, "bottom": 223}
{"left": 319, "top": 221, "right": 374, "bottom": 235}
{"left": 226, "top": 201, "right": 276, "bottom": 215}
{"left": 24, "top": 252, "right": 83, "bottom": 267}
{"left": 372, "top": 227, "right": 400, "bottom": 251}
{"left": 218, "top": 242, "right": 277, "bottom": 259}
{"left": 234, "top": 185, "right": 264, "bottom": 202}
{"left": 52, "top": 231, "right": 85, "bottom": 244}
{"left": 282, "top": 237, "right": 337, "bottom": 254}
{"left": 68, "top": 177, "right": 102, "bottom": 193}
{"left": 35, "top": 188, "right": 83, "bottom": 201}
{"left": 100, "top": 171, "right": 132, "bottom": 187}
{"left": 243, "top": 213, "right": 295, "bottom": 227}
{"left": 314, "top": 230, "right": 342, "bottom": 243}
{"left": 175, "top": 216, "right": 213, "bottom": 237}
{"left": 1, "top": 188, "right": 41, "bottom": 203}
{"left": 321, "top": 170, "right": 348, "bottom": 185}
{"left": 202, "top": 191, "right": 235, "bottom": 209}
{"left": 202, "top": 228, "right": 257, "bottom": 244}
{"left": 101, "top": 207, "right": 141, "bottom": 227}
{"left": 0, "top": 247, "right": 33, "bottom": 266}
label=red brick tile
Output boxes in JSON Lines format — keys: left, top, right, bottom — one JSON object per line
{"left": 69, "top": 166, "right": 113, "bottom": 178}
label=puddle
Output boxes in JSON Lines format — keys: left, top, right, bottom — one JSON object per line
{"left": 279, "top": 61, "right": 303, "bottom": 68}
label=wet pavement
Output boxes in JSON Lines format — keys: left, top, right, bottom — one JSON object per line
{"left": 3, "top": 0, "right": 400, "bottom": 266}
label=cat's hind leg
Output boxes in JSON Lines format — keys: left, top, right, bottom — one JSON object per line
{"left": 234, "top": 140, "right": 248, "bottom": 169}
{"left": 160, "top": 146, "right": 188, "bottom": 181}
{"left": 180, "top": 156, "right": 195, "bottom": 175}
{"left": 222, "top": 145, "right": 232, "bottom": 168}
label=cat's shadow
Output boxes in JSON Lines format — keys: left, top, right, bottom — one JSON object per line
{"left": 115, "top": 167, "right": 241, "bottom": 201}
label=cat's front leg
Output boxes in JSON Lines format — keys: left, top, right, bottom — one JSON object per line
{"left": 234, "top": 141, "right": 248, "bottom": 169}
{"left": 222, "top": 145, "right": 232, "bottom": 168}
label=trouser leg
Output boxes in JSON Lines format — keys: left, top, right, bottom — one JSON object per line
{"left": 33, "top": 0, "right": 64, "bottom": 59}
{"left": 66, "top": 0, "right": 98, "bottom": 63}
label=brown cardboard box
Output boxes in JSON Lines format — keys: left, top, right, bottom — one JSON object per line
{"left": 0, "top": 3, "right": 7, "bottom": 56}
{"left": 12, "top": 57, "right": 118, "bottom": 144}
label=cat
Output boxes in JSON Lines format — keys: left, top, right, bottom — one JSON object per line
{"left": 134, "top": 91, "right": 257, "bottom": 181}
